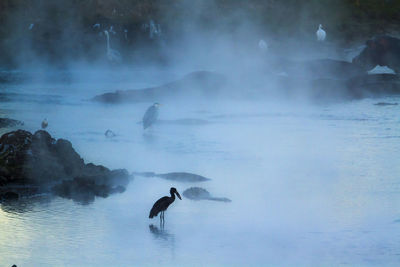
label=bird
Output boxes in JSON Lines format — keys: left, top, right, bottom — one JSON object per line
{"left": 149, "top": 187, "right": 182, "bottom": 224}
{"left": 41, "top": 118, "right": 48, "bottom": 129}
{"left": 142, "top": 103, "right": 160, "bottom": 129}
{"left": 258, "top": 39, "right": 268, "bottom": 51}
{"left": 316, "top": 24, "right": 326, "bottom": 41}
{"left": 104, "top": 30, "right": 122, "bottom": 63}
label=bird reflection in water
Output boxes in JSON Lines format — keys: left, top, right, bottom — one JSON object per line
{"left": 148, "top": 224, "right": 173, "bottom": 240}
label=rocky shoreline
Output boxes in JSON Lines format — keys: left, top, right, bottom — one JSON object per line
{"left": 0, "top": 129, "right": 132, "bottom": 204}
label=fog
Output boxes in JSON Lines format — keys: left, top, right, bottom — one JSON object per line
{"left": 1, "top": 1, "right": 400, "bottom": 266}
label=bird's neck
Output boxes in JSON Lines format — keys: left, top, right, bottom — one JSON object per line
{"left": 170, "top": 192, "right": 175, "bottom": 200}
{"left": 105, "top": 32, "right": 110, "bottom": 51}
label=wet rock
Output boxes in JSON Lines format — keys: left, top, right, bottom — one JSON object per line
{"left": 105, "top": 129, "right": 116, "bottom": 138}
{"left": 0, "top": 129, "right": 131, "bottom": 201}
{"left": 279, "top": 59, "right": 365, "bottom": 80}
{"left": 0, "top": 118, "right": 23, "bottom": 128}
{"left": 183, "top": 187, "right": 231, "bottom": 202}
{"left": 352, "top": 35, "right": 400, "bottom": 74}
{"left": 92, "top": 71, "right": 228, "bottom": 103}
{"left": 134, "top": 171, "right": 210, "bottom": 182}
{"left": 374, "top": 102, "right": 398, "bottom": 106}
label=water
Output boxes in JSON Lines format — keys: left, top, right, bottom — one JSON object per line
{"left": 1, "top": 70, "right": 400, "bottom": 266}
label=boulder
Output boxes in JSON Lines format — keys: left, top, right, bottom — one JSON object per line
{"left": 352, "top": 35, "right": 400, "bottom": 74}
{"left": 183, "top": 187, "right": 231, "bottom": 202}
{"left": 0, "top": 130, "right": 131, "bottom": 201}
{"left": 92, "top": 71, "right": 228, "bottom": 103}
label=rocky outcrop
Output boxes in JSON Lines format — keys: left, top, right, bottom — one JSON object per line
{"left": 183, "top": 187, "right": 231, "bottom": 202}
{"left": 92, "top": 71, "right": 228, "bottom": 103}
{"left": 352, "top": 35, "right": 400, "bottom": 74}
{"left": 0, "top": 130, "right": 131, "bottom": 203}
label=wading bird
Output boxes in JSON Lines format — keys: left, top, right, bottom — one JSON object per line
{"left": 142, "top": 102, "right": 160, "bottom": 129}
{"left": 258, "top": 39, "right": 268, "bottom": 51}
{"left": 41, "top": 118, "right": 48, "bottom": 129}
{"left": 104, "top": 30, "right": 121, "bottom": 63}
{"left": 149, "top": 187, "right": 181, "bottom": 225}
{"left": 316, "top": 24, "right": 326, "bottom": 41}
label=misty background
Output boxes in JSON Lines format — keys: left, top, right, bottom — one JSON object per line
{"left": 0, "top": 1, "right": 400, "bottom": 266}
{"left": 0, "top": 0, "right": 399, "bottom": 68}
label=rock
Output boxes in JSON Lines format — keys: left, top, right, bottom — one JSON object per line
{"left": 0, "top": 130, "right": 131, "bottom": 201}
{"left": 352, "top": 35, "right": 400, "bottom": 74}
{"left": 133, "top": 171, "right": 210, "bottom": 182}
{"left": 105, "top": 129, "right": 116, "bottom": 138}
{"left": 0, "top": 118, "right": 23, "bottom": 128}
{"left": 183, "top": 187, "right": 231, "bottom": 202}
{"left": 279, "top": 59, "right": 365, "bottom": 80}
{"left": 155, "top": 172, "right": 210, "bottom": 182}
{"left": 92, "top": 71, "right": 228, "bottom": 103}
{"left": 374, "top": 102, "right": 398, "bottom": 106}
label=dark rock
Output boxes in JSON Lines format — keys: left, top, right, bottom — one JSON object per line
{"left": 105, "top": 129, "right": 116, "bottom": 138}
{"left": 352, "top": 35, "right": 400, "bottom": 74}
{"left": 374, "top": 102, "right": 398, "bottom": 106}
{"left": 183, "top": 187, "right": 231, "bottom": 202}
{"left": 92, "top": 71, "right": 228, "bottom": 103}
{"left": 0, "top": 118, "right": 23, "bottom": 128}
{"left": 155, "top": 172, "right": 210, "bottom": 182}
{"left": 134, "top": 171, "right": 210, "bottom": 182}
{"left": 279, "top": 59, "right": 365, "bottom": 80}
{"left": 0, "top": 129, "right": 131, "bottom": 201}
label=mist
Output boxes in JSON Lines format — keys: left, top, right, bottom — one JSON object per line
{"left": 1, "top": 1, "right": 400, "bottom": 266}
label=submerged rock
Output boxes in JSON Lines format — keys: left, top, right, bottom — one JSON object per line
{"left": 105, "top": 129, "right": 116, "bottom": 138}
{"left": 0, "top": 118, "right": 23, "bottom": 128}
{"left": 374, "top": 102, "right": 398, "bottom": 106}
{"left": 0, "top": 130, "right": 131, "bottom": 202}
{"left": 183, "top": 187, "right": 231, "bottom": 202}
{"left": 92, "top": 71, "right": 227, "bottom": 103}
{"left": 134, "top": 171, "right": 210, "bottom": 182}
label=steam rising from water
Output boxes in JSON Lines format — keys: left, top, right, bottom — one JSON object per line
{"left": 1, "top": 1, "right": 400, "bottom": 266}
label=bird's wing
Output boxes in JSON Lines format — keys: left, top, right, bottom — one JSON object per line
{"left": 149, "top": 196, "right": 169, "bottom": 218}
{"left": 143, "top": 106, "right": 156, "bottom": 122}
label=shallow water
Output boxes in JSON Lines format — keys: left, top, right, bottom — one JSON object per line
{"left": 1, "top": 70, "right": 400, "bottom": 266}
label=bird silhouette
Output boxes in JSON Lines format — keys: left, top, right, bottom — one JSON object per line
{"left": 142, "top": 103, "right": 160, "bottom": 129}
{"left": 149, "top": 187, "right": 181, "bottom": 225}
{"left": 316, "top": 24, "right": 326, "bottom": 41}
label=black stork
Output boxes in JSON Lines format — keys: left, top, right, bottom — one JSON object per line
{"left": 149, "top": 187, "right": 181, "bottom": 224}
{"left": 142, "top": 103, "right": 160, "bottom": 129}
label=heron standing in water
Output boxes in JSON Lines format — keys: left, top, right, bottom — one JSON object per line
{"left": 142, "top": 102, "right": 160, "bottom": 129}
{"left": 149, "top": 187, "right": 181, "bottom": 225}
{"left": 316, "top": 24, "right": 326, "bottom": 41}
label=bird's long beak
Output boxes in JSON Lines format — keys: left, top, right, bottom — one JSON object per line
{"left": 176, "top": 191, "right": 182, "bottom": 200}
